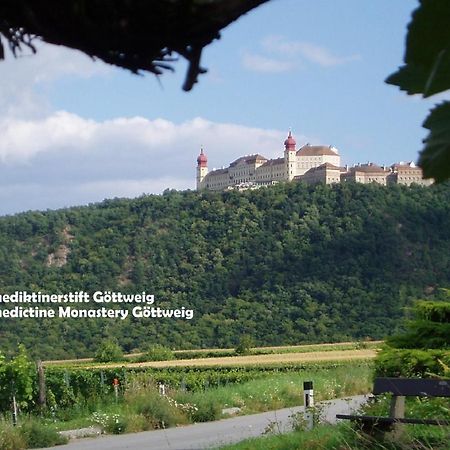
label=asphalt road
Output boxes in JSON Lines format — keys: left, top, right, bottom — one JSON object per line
{"left": 42, "top": 395, "right": 368, "bottom": 450}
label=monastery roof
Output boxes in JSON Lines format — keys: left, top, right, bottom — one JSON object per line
{"left": 304, "top": 163, "right": 342, "bottom": 173}
{"left": 259, "top": 157, "right": 285, "bottom": 167}
{"left": 229, "top": 154, "right": 268, "bottom": 167}
{"left": 391, "top": 162, "right": 420, "bottom": 170}
{"left": 350, "top": 163, "right": 387, "bottom": 173}
{"left": 319, "top": 162, "right": 342, "bottom": 170}
{"left": 206, "top": 168, "right": 229, "bottom": 176}
{"left": 297, "top": 145, "right": 339, "bottom": 157}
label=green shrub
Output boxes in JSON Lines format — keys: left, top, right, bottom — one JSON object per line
{"left": 0, "top": 421, "right": 26, "bottom": 450}
{"left": 91, "top": 412, "right": 127, "bottom": 434}
{"left": 19, "top": 418, "right": 68, "bottom": 448}
{"left": 125, "top": 388, "right": 188, "bottom": 428}
{"left": 414, "top": 299, "right": 450, "bottom": 323}
{"left": 174, "top": 350, "right": 236, "bottom": 360}
{"left": 189, "top": 396, "right": 221, "bottom": 422}
{"left": 375, "top": 347, "right": 450, "bottom": 377}
{"left": 144, "top": 345, "right": 174, "bottom": 362}
{"left": 235, "top": 335, "right": 254, "bottom": 355}
{"left": 0, "top": 345, "right": 35, "bottom": 414}
{"left": 375, "top": 297, "right": 450, "bottom": 378}
{"left": 121, "top": 413, "right": 150, "bottom": 433}
{"left": 94, "top": 340, "right": 124, "bottom": 363}
{"left": 386, "top": 300, "right": 450, "bottom": 349}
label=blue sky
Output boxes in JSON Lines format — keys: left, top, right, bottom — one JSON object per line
{"left": 0, "top": 0, "right": 439, "bottom": 215}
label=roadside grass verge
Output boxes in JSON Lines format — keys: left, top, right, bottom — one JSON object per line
{"left": 220, "top": 424, "right": 355, "bottom": 450}
{"left": 174, "top": 363, "right": 372, "bottom": 416}
{"left": 41, "top": 362, "right": 372, "bottom": 436}
{"left": 219, "top": 422, "right": 450, "bottom": 450}
{"left": 220, "top": 393, "right": 450, "bottom": 450}
{"left": 0, "top": 418, "right": 68, "bottom": 450}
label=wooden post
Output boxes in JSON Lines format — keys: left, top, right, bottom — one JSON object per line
{"left": 12, "top": 395, "right": 18, "bottom": 426}
{"left": 389, "top": 395, "right": 405, "bottom": 438}
{"left": 37, "top": 360, "right": 46, "bottom": 409}
{"left": 113, "top": 378, "right": 119, "bottom": 401}
{"left": 303, "top": 381, "right": 314, "bottom": 430}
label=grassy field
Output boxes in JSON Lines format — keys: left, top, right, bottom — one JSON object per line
{"left": 43, "top": 341, "right": 381, "bottom": 368}
{"left": 172, "top": 341, "right": 381, "bottom": 357}
{"left": 0, "top": 355, "right": 376, "bottom": 449}
{"left": 44, "top": 362, "right": 373, "bottom": 432}
{"left": 18, "top": 343, "right": 379, "bottom": 448}
{"left": 90, "top": 348, "right": 376, "bottom": 369}
{"left": 173, "top": 363, "right": 372, "bottom": 415}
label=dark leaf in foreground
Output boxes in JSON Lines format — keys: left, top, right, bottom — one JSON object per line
{"left": 386, "top": 0, "right": 450, "bottom": 181}
{"left": 419, "top": 102, "right": 450, "bottom": 182}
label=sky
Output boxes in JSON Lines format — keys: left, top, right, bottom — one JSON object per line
{"left": 0, "top": 0, "right": 441, "bottom": 216}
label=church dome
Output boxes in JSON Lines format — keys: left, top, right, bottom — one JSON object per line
{"left": 284, "top": 131, "right": 296, "bottom": 150}
{"left": 197, "top": 148, "right": 207, "bottom": 167}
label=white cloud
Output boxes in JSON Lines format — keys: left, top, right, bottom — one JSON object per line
{"left": 0, "top": 113, "right": 295, "bottom": 165}
{"left": 0, "top": 40, "right": 317, "bottom": 215}
{"left": 241, "top": 52, "right": 297, "bottom": 73}
{"left": 2, "top": 41, "right": 110, "bottom": 84}
{"left": 0, "top": 112, "right": 97, "bottom": 162}
{"left": 0, "top": 42, "right": 110, "bottom": 118}
{"left": 0, "top": 40, "right": 311, "bottom": 214}
{"left": 262, "top": 35, "right": 361, "bottom": 68}
{"left": 0, "top": 113, "right": 309, "bottom": 215}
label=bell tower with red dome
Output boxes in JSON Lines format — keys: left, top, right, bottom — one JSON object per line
{"left": 284, "top": 130, "right": 297, "bottom": 181}
{"left": 196, "top": 147, "right": 208, "bottom": 190}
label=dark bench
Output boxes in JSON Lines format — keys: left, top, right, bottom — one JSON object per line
{"left": 336, "top": 377, "right": 450, "bottom": 435}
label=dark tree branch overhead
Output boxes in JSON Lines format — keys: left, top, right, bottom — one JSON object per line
{"left": 0, "top": 0, "right": 270, "bottom": 91}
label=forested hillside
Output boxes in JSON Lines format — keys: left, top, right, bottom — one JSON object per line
{"left": 0, "top": 182, "right": 449, "bottom": 359}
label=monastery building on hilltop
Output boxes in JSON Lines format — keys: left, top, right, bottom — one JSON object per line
{"left": 196, "top": 131, "right": 432, "bottom": 191}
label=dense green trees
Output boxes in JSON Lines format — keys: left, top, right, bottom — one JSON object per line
{"left": 0, "top": 182, "right": 449, "bottom": 359}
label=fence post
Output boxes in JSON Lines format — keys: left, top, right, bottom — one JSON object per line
{"left": 113, "top": 378, "right": 119, "bottom": 401}
{"left": 12, "top": 395, "right": 18, "bottom": 426}
{"left": 159, "top": 383, "right": 166, "bottom": 396}
{"left": 303, "top": 381, "right": 314, "bottom": 430}
{"left": 389, "top": 395, "right": 405, "bottom": 438}
{"left": 37, "top": 360, "right": 47, "bottom": 410}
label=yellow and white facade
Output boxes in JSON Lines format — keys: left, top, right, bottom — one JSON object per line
{"left": 196, "top": 131, "right": 341, "bottom": 191}
{"left": 196, "top": 132, "right": 431, "bottom": 191}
